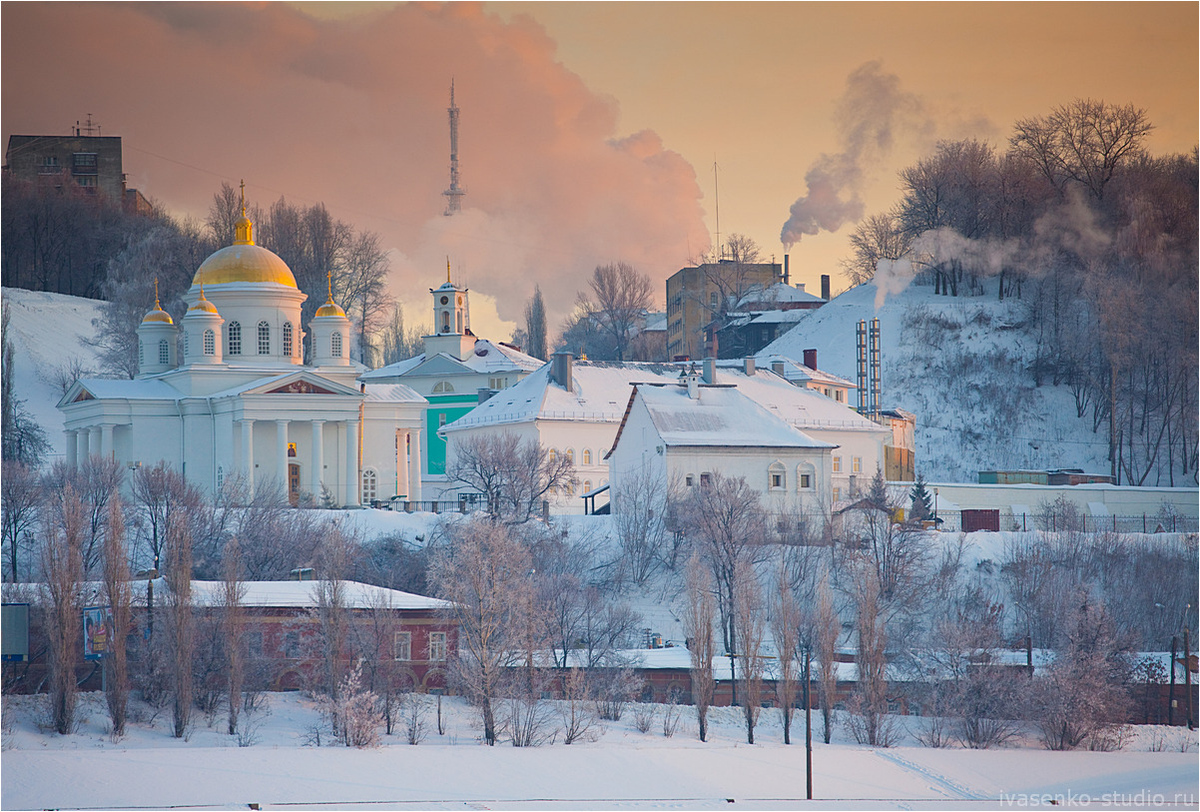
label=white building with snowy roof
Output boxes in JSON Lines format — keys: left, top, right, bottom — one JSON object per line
{"left": 606, "top": 370, "right": 836, "bottom": 512}
{"left": 58, "top": 204, "right": 426, "bottom": 506}
{"left": 439, "top": 354, "right": 891, "bottom": 513}
{"left": 358, "top": 265, "right": 544, "bottom": 498}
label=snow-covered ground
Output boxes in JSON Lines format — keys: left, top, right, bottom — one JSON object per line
{"left": 3, "top": 691, "right": 1196, "bottom": 811}
{"left": 2, "top": 287, "right": 109, "bottom": 460}
{"left": 760, "top": 279, "right": 1113, "bottom": 483}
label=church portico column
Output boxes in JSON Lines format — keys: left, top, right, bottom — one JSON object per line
{"left": 76, "top": 431, "right": 89, "bottom": 467}
{"left": 101, "top": 424, "right": 115, "bottom": 460}
{"left": 241, "top": 419, "right": 255, "bottom": 500}
{"left": 276, "top": 420, "right": 290, "bottom": 502}
{"left": 408, "top": 429, "right": 422, "bottom": 502}
{"left": 88, "top": 427, "right": 101, "bottom": 459}
{"left": 345, "top": 419, "right": 359, "bottom": 507}
{"left": 65, "top": 430, "right": 78, "bottom": 468}
{"left": 311, "top": 420, "right": 325, "bottom": 502}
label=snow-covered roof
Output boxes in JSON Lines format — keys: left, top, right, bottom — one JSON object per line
{"left": 627, "top": 384, "right": 833, "bottom": 450}
{"left": 442, "top": 359, "right": 883, "bottom": 436}
{"left": 749, "top": 355, "right": 855, "bottom": 389}
{"left": 736, "top": 282, "right": 825, "bottom": 309}
{"left": 361, "top": 339, "right": 543, "bottom": 381}
{"left": 362, "top": 383, "right": 426, "bottom": 404}
{"left": 641, "top": 311, "right": 668, "bottom": 332}
{"left": 132, "top": 579, "right": 450, "bottom": 610}
{"left": 59, "top": 377, "right": 181, "bottom": 406}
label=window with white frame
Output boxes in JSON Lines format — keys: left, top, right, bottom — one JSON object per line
{"left": 228, "top": 321, "right": 241, "bottom": 355}
{"left": 583, "top": 479, "right": 592, "bottom": 493}
{"left": 832, "top": 487, "right": 841, "bottom": 502}
{"left": 548, "top": 448, "right": 557, "bottom": 464}
{"left": 362, "top": 469, "right": 378, "bottom": 503}
{"left": 832, "top": 456, "right": 842, "bottom": 473}
{"left": 852, "top": 456, "right": 862, "bottom": 473}
{"left": 257, "top": 321, "right": 270, "bottom": 354}
{"left": 283, "top": 322, "right": 293, "bottom": 357}
{"left": 685, "top": 474, "right": 694, "bottom": 487}
{"left": 583, "top": 449, "right": 592, "bottom": 465}
{"left": 565, "top": 448, "right": 574, "bottom": 464}
{"left": 159, "top": 339, "right": 170, "bottom": 365}
{"left": 203, "top": 329, "right": 215, "bottom": 356}
{"left": 428, "top": 632, "right": 447, "bottom": 661}
{"left": 700, "top": 472, "right": 711, "bottom": 487}
{"left": 768, "top": 461, "right": 786, "bottom": 490}
{"left": 432, "top": 381, "right": 454, "bottom": 393}
{"left": 331, "top": 331, "right": 343, "bottom": 358}
{"left": 393, "top": 631, "right": 411, "bottom": 661}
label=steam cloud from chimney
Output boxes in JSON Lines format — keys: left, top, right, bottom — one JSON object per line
{"left": 780, "top": 61, "right": 926, "bottom": 248}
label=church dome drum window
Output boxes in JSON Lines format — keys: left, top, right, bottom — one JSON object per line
{"left": 203, "top": 329, "right": 215, "bottom": 356}
{"left": 258, "top": 321, "right": 270, "bottom": 355}
{"left": 228, "top": 322, "right": 241, "bottom": 355}
{"left": 331, "top": 331, "right": 343, "bottom": 358}
{"left": 283, "top": 322, "right": 293, "bottom": 357}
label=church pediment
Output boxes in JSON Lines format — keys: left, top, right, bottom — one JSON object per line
{"left": 73, "top": 389, "right": 95, "bottom": 403}
{"left": 237, "top": 372, "right": 361, "bottom": 398}
{"left": 266, "top": 379, "right": 338, "bottom": 395}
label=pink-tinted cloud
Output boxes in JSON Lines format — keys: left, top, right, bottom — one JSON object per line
{"left": 2, "top": 2, "right": 708, "bottom": 328}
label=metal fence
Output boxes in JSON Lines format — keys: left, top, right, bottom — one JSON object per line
{"left": 931, "top": 510, "right": 1198, "bottom": 534}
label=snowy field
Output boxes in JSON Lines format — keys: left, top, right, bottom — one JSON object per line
{"left": 3, "top": 691, "right": 1196, "bottom": 811}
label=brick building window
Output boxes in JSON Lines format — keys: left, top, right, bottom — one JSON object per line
{"left": 428, "top": 632, "right": 447, "bottom": 661}
{"left": 393, "top": 631, "right": 411, "bottom": 661}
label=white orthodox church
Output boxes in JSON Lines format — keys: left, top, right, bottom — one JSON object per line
{"left": 58, "top": 203, "right": 427, "bottom": 507}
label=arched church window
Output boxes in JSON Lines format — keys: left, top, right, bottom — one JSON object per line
{"left": 216, "top": 466, "right": 224, "bottom": 490}
{"left": 456, "top": 310, "right": 463, "bottom": 333}
{"left": 583, "top": 449, "right": 592, "bottom": 466}
{"left": 432, "top": 381, "right": 454, "bottom": 394}
{"left": 203, "top": 329, "right": 215, "bottom": 356}
{"left": 258, "top": 321, "right": 270, "bottom": 355}
{"left": 441, "top": 311, "right": 450, "bottom": 333}
{"left": 283, "top": 322, "right": 293, "bottom": 357}
{"left": 228, "top": 322, "right": 241, "bottom": 355}
{"left": 362, "top": 469, "right": 378, "bottom": 504}
{"left": 331, "top": 331, "right": 343, "bottom": 358}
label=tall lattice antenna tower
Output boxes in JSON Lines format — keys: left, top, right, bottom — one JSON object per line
{"left": 443, "top": 80, "right": 465, "bottom": 216}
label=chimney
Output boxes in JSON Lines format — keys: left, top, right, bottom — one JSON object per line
{"left": 796, "top": 283, "right": 805, "bottom": 294}
{"left": 743, "top": 357, "right": 756, "bottom": 376}
{"left": 702, "top": 357, "right": 716, "bottom": 384}
{"left": 684, "top": 363, "right": 700, "bottom": 399}
{"left": 771, "top": 361, "right": 785, "bottom": 377}
{"left": 803, "top": 348, "right": 817, "bottom": 370}
{"left": 477, "top": 387, "right": 496, "bottom": 404}
{"left": 821, "top": 274, "right": 831, "bottom": 302}
{"left": 783, "top": 254, "right": 790, "bottom": 286}
{"left": 550, "top": 352, "right": 573, "bottom": 393}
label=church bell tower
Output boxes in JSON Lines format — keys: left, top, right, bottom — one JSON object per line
{"left": 423, "top": 260, "right": 476, "bottom": 360}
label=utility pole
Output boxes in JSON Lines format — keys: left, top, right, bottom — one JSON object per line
{"left": 1185, "top": 627, "right": 1194, "bottom": 731}
{"left": 1168, "top": 635, "right": 1177, "bottom": 726}
{"left": 804, "top": 649, "right": 813, "bottom": 801}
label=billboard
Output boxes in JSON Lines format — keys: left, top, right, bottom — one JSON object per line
{"left": 82, "top": 606, "right": 112, "bottom": 660}
{"left": 1, "top": 603, "right": 29, "bottom": 662}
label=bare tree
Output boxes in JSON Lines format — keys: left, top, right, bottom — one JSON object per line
{"left": 814, "top": 572, "right": 839, "bottom": 744}
{"left": 841, "top": 211, "right": 911, "bottom": 287}
{"left": 682, "top": 553, "right": 716, "bottom": 742}
{"left": 42, "top": 484, "right": 85, "bottom": 734}
{"left": 102, "top": 494, "right": 132, "bottom": 737}
{"left": 46, "top": 456, "right": 125, "bottom": 577}
{"left": 220, "top": 536, "right": 245, "bottom": 736}
{"left": 580, "top": 262, "right": 653, "bottom": 362}
{"left": 314, "top": 529, "right": 355, "bottom": 704}
{"left": 428, "top": 518, "right": 533, "bottom": 745}
{"left": 1011, "top": 99, "right": 1153, "bottom": 201}
{"left": 846, "top": 565, "right": 894, "bottom": 746}
{"left": 770, "top": 553, "right": 803, "bottom": 744}
{"left": 523, "top": 285, "right": 548, "bottom": 362}
{"left": 163, "top": 511, "right": 194, "bottom": 739}
{"left": 340, "top": 230, "right": 393, "bottom": 366}
{"left": 2, "top": 460, "right": 41, "bottom": 581}
{"left": 377, "top": 304, "right": 426, "bottom": 366}
{"left": 733, "top": 557, "right": 767, "bottom": 744}
{"left": 2, "top": 304, "right": 51, "bottom": 465}
{"left": 610, "top": 464, "right": 671, "bottom": 587}
{"left": 445, "top": 432, "right": 576, "bottom": 523}
{"left": 678, "top": 472, "right": 769, "bottom": 706}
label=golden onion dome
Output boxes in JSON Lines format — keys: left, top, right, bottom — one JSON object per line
{"left": 315, "top": 300, "right": 347, "bottom": 318}
{"left": 192, "top": 243, "right": 298, "bottom": 288}
{"left": 141, "top": 306, "right": 173, "bottom": 325}
{"left": 187, "top": 288, "right": 220, "bottom": 315}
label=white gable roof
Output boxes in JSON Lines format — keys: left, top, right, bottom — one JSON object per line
{"left": 631, "top": 384, "right": 834, "bottom": 449}
{"left": 125, "top": 579, "right": 452, "bottom": 610}
{"left": 361, "top": 339, "right": 543, "bottom": 382}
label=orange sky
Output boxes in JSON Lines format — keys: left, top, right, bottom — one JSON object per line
{"left": 3, "top": 2, "right": 1196, "bottom": 340}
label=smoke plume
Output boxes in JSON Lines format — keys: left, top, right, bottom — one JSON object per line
{"left": 780, "top": 61, "right": 926, "bottom": 248}
{"left": 2, "top": 4, "right": 708, "bottom": 336}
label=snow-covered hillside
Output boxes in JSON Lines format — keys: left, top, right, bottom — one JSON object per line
{"left": 760, "top": 278, "right": 1111, "bottom": 483}
{"left": 2, "top": 287, "right": 109, "bottom": 460}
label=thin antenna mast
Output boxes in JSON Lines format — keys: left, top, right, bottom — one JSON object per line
{"left": 443, "top": 80, "right": 465, "bottom": 215}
